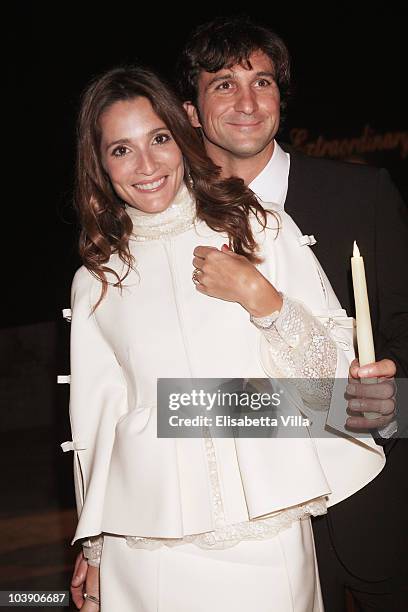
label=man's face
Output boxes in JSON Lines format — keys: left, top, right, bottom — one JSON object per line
{"left": 185, "top": 50, "right": 280, "bottom": 159}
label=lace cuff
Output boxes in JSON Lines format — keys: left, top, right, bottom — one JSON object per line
{"left": 377, "top": 419, "right": 398, "bottom": 439}
{"left": 251, "top": 294, "right": 338, "bottom": 405}
{"left": 82, "top": 534, "right": 103, "bottom": 568}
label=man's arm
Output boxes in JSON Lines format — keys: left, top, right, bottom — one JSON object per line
{"left": 374, "top": 169, "right": 408, "bottom": 378}
{"left": 346, "top": 170, "right": 408, "bottom": 436}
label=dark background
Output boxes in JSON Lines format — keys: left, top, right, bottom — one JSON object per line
{"left": 0, "top": 5, "right": 406, "bottom": 606}
{"left": 4, "top": 3, "right": 407, "bottom": 329}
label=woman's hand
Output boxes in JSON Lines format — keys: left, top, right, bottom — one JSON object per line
{"left": 80, "top": 564, "right": 100, "bottom": 610}
{"left": 81, "top": 598, "right": 100, "bottom": 611}
{"left": 71, "top": 551, "right": 88, "bottom": 609}
{"left": 192, "top": 245, "right": 282, "bottom": 317}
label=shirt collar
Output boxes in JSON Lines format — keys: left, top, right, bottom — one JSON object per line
{"left": 125, "top": 182, "right": 196, "bottom": 241}
{"left": 248, "top": 140, "right": 290, "bottom": 208}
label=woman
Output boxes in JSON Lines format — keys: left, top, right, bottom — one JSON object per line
{"left": 65, "top": 66, "right": 384, "bottom": 611}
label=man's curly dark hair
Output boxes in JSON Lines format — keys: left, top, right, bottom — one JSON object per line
{"left": 176, "top": 14, "right": 291, "bottom": 122}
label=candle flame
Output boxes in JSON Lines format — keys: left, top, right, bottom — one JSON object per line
{"left": 353, "top": 241, "right": 361, "bottom": 257}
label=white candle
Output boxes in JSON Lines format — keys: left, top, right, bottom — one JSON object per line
{"left": 351, "top": 241, "right": 377, "bottom": 419}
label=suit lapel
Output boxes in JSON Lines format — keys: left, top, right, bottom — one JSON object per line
{"left": 280, "top": 147, "right": 354, "bottom": 314}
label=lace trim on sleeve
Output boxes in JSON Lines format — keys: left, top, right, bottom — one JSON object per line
{"left": 82, "top": 534, "right": 103, "bottom": 567}
{"left": 251, "top": 294, "right": 338, "bottom": 406}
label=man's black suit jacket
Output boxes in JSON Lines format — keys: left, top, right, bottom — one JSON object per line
{"left": 281, "top": 147, "right": 408, "bottom": 581}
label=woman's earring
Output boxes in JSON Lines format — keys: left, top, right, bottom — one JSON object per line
{"left": 187, "top": 172, "right": 195, "bottom": 188}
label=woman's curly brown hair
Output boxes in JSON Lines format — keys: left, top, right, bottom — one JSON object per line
{"left": 75, "top": 65, "right": 274, "bottom": 307}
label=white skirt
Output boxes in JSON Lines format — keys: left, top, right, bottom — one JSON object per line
{"left": 99, "top": 517, "right": 324, "bottom": 612}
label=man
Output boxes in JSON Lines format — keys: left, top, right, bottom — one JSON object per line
{"left": 176, "top": 15, "right": 408, "bottom": 611}
{"left": 71, "top": 16, "right": 408, "bottom": 611}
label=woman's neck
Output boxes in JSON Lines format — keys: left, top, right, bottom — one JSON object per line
{"left": 125, "top": 182, "right": 196, "bottom": 241}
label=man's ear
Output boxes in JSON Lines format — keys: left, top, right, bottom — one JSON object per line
{"left": 183, "top": 101, "right": 202, "bottom": 128}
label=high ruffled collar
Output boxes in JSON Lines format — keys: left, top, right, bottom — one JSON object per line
{"left": 125, "top": 182, "right": 196, "bottom": 241}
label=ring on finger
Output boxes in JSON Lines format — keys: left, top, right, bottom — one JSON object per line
{"left": 192, "top": 268, "right": 201, "bottom": 285}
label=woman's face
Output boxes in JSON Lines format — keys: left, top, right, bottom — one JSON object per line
{"left": 99, "top": 96, "right": 184, "bottom": 214}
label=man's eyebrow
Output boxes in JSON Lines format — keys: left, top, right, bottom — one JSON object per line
{"left": 205, "top": 71, "right": 275, "bottom": 90}
{"left": 105, "top": 127, "right": 168, "bottom": 150}
{"left": 255, "top": 71, "right": 276, "bottom": 79}
{"left": 205, "top": 73, "right": 234, "bottom": 89}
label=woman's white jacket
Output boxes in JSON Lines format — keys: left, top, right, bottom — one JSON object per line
{"left": 62, "top": 207, "right": 384, "bottom": 546}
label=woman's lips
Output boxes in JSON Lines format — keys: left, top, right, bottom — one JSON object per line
{"left": 133, "top": 176, "right": 167, "bottom": 192}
